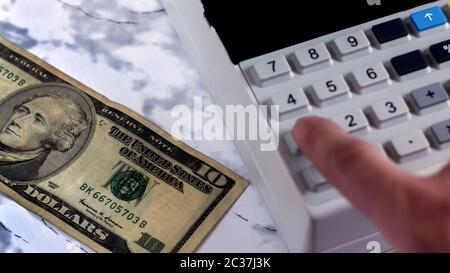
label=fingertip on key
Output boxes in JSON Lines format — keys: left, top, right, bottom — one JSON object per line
{"left": 293, "top": 116, "right": 333, "bottom": 148}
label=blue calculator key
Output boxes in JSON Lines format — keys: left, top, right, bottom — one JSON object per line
{"left": 372, "top": 18, "right": 408, "bottom": 44}
{"left": 411, "top": 6, "right": 448, "bottom": 32}
{"left": 391, "top": 50, "right": 428, "bottom": 76}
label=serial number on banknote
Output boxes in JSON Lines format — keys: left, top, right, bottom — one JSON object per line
{"left": 0, "top": 65, "right": 26, "bottom": 86}
{"left": 80, "top": 183, "right": 148, "bottom": 229}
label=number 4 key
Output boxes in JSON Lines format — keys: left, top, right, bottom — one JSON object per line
{"left": 269, "top": 88, "right": 310, "bottom": 115}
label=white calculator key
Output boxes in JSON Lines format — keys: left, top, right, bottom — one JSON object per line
{"left": 291, "top": 43, "right": 333, "bottom": 73}
{"left": 285, "top": 132, "right": 301, "bottom": 155}
{"left": 269, "top": 89, "right": 309, "bottom": 115}
{"left": 311, "top": 75, "right": 351, "bottom": 107}
{"left": 349, "top": 63, "right": 390, "bottom": 94}
{"left": 250, "top": 55, "right": 293, "bottom": 87}
{"left": 333, "top": 30, "right": 372, "bottom": 61}
{"left": 388, "top": 131, "right": 430, "bottom": 163}
{"left": 302, "top": 167, "right": 328, "bottom": 192}
{"left": 332, "top": 109, "right": 369, "bottom": 134}
{"left": 368, "top": 96, "right": 410, "bottom": 128}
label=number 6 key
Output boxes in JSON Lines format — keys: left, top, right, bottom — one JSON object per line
{"left": 348, "top": 62, "right": 391, "bottom": 94}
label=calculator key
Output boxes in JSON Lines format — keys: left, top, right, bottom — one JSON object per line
{"left": 310, "top": 75, "right": 351, "bottom": 107}
{"left": 430, "top": 39, "right": 450, "bottom": 66}
{"left": 388, "top": 131, "right": 430, "bottom": 163}
{"left": 332, "top": 30, "right": 372, "bottom": 61}
{"left": 410, "top": 6, "right": 448, "bottom": 33}
{"left": 372, "top": 18, "right": 409, "bottom": 46}
{"left": 332, "top": 109, "right": 369, "bottom": 134}
{"left": 285, "top": 132, "right": 301, "bottom": 155}
{"left": 375, "top": 143, "right": 388, "bottom": 158}
{"left": 409, "top": 83, "right": 449, "bottom": 115}
{"left": 302, "top": 167, "right": 328, "bottom": 192}
{"left": 349, "top": 63, "right": 390, "bottom": 94}
{"left": 269, "top": 88, "right": 309, "bottom": 115}
{"left": 391, "top": 50, "right": 429, "bottom": 78}
{"left": 430, "top": 119, "right": 450, "bottom": 149}
{"left": 291, "top": 43, "right": 333, "bottom": 73}
{"left": 367, "top": 96, "right": 410, "bottom": 129}
{"left": 250, "top": 55, "right": 293, "bottom": 87}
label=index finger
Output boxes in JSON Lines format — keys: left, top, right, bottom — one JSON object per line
{"left": 292, "top": 116, "right": 416, "bottom": 221}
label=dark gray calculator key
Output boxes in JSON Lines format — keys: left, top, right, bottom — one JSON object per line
{"left": 430, "top": 40, "right": 450, "bottom": 65}
{"left": 410, "top": 83, "right": 449, "bottom": 112}
{"left": 391, "top": 50, "right": 428, "bottom": 76}
{"left": 372, "top": 18, "right": 408, "bottom": 44}
{"left": 431, "top": 120, "right": 450, "bottom": 148}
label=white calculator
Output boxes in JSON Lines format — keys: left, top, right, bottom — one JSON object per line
{"left": 165, "top": 0, "right": 450, "bottom": 252}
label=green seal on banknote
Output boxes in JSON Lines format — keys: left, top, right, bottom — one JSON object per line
{"left": 109, "top": 170, "right": 147, "bottom": 201}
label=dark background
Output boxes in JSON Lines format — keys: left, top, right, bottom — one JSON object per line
{"left": 202, "top": 0, "right": 437, "bottom": 64}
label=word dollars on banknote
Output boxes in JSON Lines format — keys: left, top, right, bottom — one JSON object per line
{"left": 0, "top": 36, "right": 248, "bottom": 253}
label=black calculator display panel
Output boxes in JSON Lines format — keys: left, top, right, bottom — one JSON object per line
{"left": 202, "top": 0, "right": 437, "bottom": 64}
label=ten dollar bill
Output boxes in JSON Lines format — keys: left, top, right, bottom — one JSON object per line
{"left": 0, "top": 36, "right": 248, "bottom": 253}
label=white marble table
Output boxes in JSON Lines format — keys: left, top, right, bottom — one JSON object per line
{"left": 0, "top": 0, "right": 287, "bottom": 253}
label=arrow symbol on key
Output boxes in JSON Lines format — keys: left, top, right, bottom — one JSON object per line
{"left": 425, "top": 13, "right": 434, "bottom": 21}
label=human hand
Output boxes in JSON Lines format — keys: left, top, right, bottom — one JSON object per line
{"left": 292, "top": 116, "right": 450, "bottom": 252}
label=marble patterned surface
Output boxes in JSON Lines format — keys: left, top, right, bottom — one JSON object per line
{"left": 0, "top": 0, "right": 287, "bottom": 252}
